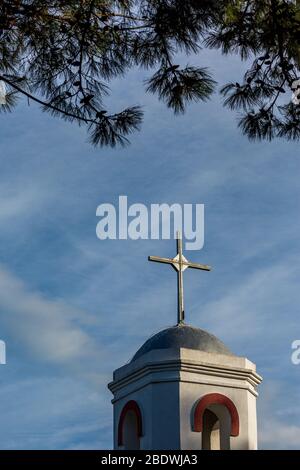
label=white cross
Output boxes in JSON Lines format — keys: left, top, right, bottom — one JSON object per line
{"left": 148, "top": 231, "right": 211, "bottom": 324}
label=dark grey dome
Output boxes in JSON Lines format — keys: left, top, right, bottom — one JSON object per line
{"left": 131, "top": 324, "right": 233, "bottom": 362}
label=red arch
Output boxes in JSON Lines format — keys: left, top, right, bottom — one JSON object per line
{"left": 193, "top": 393, "right": 239, "bottom": 437}
{"left": 118, "top": 400, "right": 143, "bottom": 446}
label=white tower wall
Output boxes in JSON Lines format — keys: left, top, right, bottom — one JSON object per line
{"left": 108, "top": 347, "right": 262, "bottom": 450}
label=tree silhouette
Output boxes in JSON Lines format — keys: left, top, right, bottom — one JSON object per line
{"left": 0, "top": 0, "right": 299, "bottom": 147}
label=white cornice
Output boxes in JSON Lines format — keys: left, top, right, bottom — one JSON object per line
{"left": 108, "top": 356, "right": 262, "bottom": 401}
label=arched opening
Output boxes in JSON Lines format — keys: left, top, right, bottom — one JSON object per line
{"left": 193, "top": 393, "right": 239, "bottom": 450}
{"left": 201, "top": 405, "right": 231, "bottom": 450}
{"left": 123, "top": 409, "right": 140, "bottom": 450}
{"left": 118, "top": 400, "right": 143, "bottom": 450}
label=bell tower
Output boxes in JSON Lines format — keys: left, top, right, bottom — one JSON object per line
{"left": 108, "top": 235, "right": 262, "bottom": 450}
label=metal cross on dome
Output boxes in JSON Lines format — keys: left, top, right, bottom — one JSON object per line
{"left": 148, "top": 231, "right": 212, "bottom": 325}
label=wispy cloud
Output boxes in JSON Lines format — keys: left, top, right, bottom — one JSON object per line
{"left": 0, "top": 265, "right": 97, "bottom": 365}
{"left": 0, "top": 376, "right": 111, "bottom": 449}
{"left": 260, "top": 421, "right": 300, "bottom": 449}
{"left": 199, "top": 257, "right": 300, "bottom": 346}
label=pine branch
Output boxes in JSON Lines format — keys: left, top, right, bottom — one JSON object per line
{"left": 0, "top": 0, "right": 299, "bottom": 145}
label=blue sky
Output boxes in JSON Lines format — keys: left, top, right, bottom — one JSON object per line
{"left": 0, "top": 49, "right": 299, "bottom": 449}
